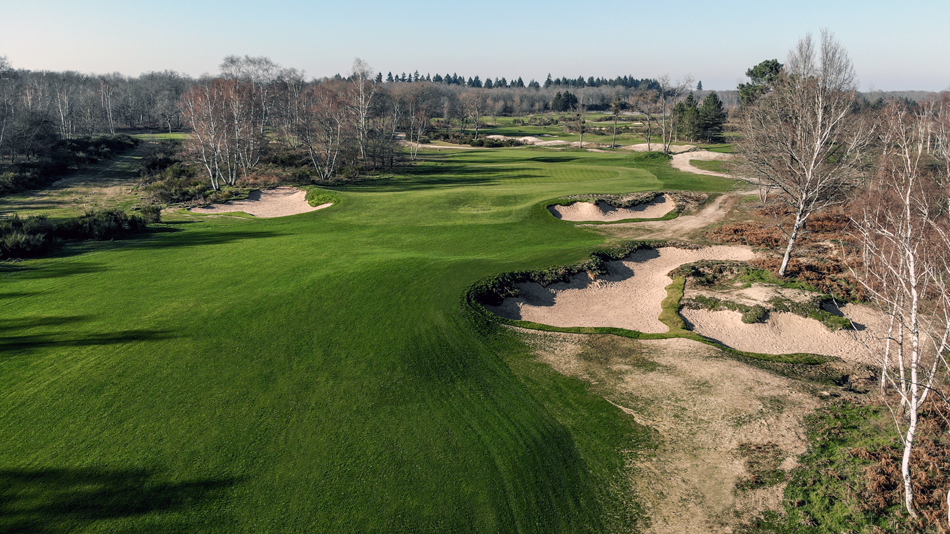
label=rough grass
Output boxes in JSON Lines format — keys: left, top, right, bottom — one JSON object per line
{"left": 0, "top": 147, "right": 741, "bottom": 532}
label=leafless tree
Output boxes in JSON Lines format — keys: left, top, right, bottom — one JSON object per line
{"left": 347, "top": 58, "right": 377, "bottom": 160}
{"left": 461, "top": 89, "right": 486, "bottom": 140}
{"left": 298, "top": 81, "right": 346, "bottom": 180}
{"left": 852, "top": 97, "right": 950, "bottom": 518}
{"left": 737, "top": 30, "right": 875, "bottom": 276}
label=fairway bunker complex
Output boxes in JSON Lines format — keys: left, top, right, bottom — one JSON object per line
{"left": 488, "top": 245, "right": 881, "bottom": 361}
{"left": 190, "top": 186, "right": 332, "bottom": 217}
{"left": 549, "top": 194, "right": 674, "bottom": 222}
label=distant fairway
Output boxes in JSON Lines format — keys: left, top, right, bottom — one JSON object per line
{"left": 0, "top": 148, "right": 738, "bottom": 532}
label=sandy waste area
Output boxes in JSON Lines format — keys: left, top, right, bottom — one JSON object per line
{"left": 549, "top": 194, "right": 674, "bottom": 222}
{"left": 190, "top": 187, "right": 331, "bottom": 218}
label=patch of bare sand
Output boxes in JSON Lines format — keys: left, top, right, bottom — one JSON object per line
{"left": 682, "top": 303, "right": 884, "bottom": 365}
{"left": 520, "top": 331, "right": 819, "bottom": 534}
{"left": 621, "top": 143, "right": 696, "bottom": 154}
{"left": 671, "top": 149, "right": 734, "bottom": 177}
{"left": 487, "top": 246, "right": 754, "bottom": 333}
{"left": 189, "top": 187, "right": 331, "bottom": 218}
{"left": 549, "top": 194, "right": 674, "bottom": 222}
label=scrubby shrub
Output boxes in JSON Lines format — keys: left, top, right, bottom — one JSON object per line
{"left": 139, "top": 205, "right": 162, "bottom": 223}
{"left": 631, "top": 151, "right": 672, "bottom": 162}
{"left": 56, "top": 209, "right": 147, "bottom": 241}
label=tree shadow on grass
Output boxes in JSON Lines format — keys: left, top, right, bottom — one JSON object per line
{"left": 0, "top": 328, "right": 177, "bottom": 355}
{"left": 0, "top": 467, "right": 241, "bottom": 533}
{"left": 0, "top": 261, "right": 108, "bottom": 280}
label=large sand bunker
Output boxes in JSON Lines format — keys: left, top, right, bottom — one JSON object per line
{"left": 487, "top": 246, "right": 755, "bottom": 334}
{"left": 550, "top": 194, "right": 674, "bottom": 222}
{"left": 487, "top": 243, "right": 884, "bottom": 361}
{"left": 190, "top": 187, "right": 331, "bottom": 218}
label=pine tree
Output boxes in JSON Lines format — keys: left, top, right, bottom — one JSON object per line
{"left": 698, "top": 91, "right": 726, "bottom": 142}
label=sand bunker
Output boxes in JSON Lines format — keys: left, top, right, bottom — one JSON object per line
{"left": 190, "top": 187, "right": 331, "bottom": 218}
{"left": 671, "top": 149, "right": 734, "bottom": 177}
{"left": 682, "top": 303, "right": 883, "bottom": 363}
{"left": 550, "top": 194, "right": 674, "bottom": 222}
{"left": 622, "top": 143, "right": 695, "bottom": 154}
{"left": 487, "top": 246, "right": 755, "bottom": 334}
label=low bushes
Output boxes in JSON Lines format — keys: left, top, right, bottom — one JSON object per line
{"left": 0, "top": 135, "right": 139, "bottom": 197}
{"left": 0, "top": 209, "right": 148, "bottom": 259}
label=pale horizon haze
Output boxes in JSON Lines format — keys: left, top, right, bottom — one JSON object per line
{"left": 1, "top": 0, "right": 947, "bottom": 91}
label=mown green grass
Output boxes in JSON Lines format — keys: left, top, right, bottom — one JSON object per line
{"left": 689, "top": 159, "right": 726, "bottom": 173}
{"left": 0, "top": 148, "right": 738, "bottom": 532}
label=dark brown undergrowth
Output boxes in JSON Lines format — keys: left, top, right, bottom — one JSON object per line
{"left": 707, "top": 206, "right": 867, "bottom": 301}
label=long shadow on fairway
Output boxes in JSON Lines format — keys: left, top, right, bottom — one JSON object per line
{"left": 0, "top": 261, "right": 108, "bottom": 280}
{"left": 0, "top": 328, "right": 177, "bottom": 355}
{"left": 0, "top": 467, "right": 241, "bottom": 533}
{"left": 0, "top": 315, "right": 91, "bottom": 333}
{"left": 122, "top": 228, "right": 287, "bottom": 251}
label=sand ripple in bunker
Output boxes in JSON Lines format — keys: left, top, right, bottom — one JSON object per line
{"left": 682, "top": 304, "right": 883, "bottom": 362}
{"left": 487, "top": 246, "right": 754, "bottom": 334}
{"left": 550, "top": 195, "right": 673, "bottom": 222}
{"left": 190, "top": 187, "right": 332, "bottom": 218}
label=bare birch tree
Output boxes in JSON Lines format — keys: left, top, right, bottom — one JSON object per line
{"left": 348, "top": 58, "right": 376, "bottom": 160}
{"left": 853, "top": 97, "right": 950, "bottom": 518}
{"left": 737, "top": 30, "right": 875, "bottom": 276}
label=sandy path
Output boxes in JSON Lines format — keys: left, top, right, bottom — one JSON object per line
{"left": 549, "top": 194, "right": 674, "bottom": 222}
{"left": 522, "top": 332, "right": 818, "bottom": 534}
{"left": 671, "top": 149, "right": 734, "bottom": 177}
{"left": 190, "top": 187, "right": 331, "bottom": 218}
{"left": 603, "top": 191, "right": 755, "bottom": 240}
{"left": 682, "top": 304, "right": 883, "bottom": 364}
{"left": 487, "top": 246, "right": 754, "bottom": 333}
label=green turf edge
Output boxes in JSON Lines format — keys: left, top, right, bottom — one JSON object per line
{"left": 463, "top": 243, "right": 833, "bottom": 367}
{"left": 303, "top": 186, "right": 342, "bottom": 207}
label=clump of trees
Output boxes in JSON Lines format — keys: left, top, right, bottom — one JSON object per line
{"left": 670, "top": 91, "right": 727, "bottom": 142}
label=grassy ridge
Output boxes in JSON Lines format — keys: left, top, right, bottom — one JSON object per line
{"left": 1, "top": 148, "right": 736, "bottom": 532}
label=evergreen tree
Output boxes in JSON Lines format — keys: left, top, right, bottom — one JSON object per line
{"left": 672, "top": 94, "right": 700, "bottom": 141}
{"left": 696, "top": 80, "right": 703, "bottom": 91}
{"left": 386, "top": 72, "right": 394, "bottom": 83}
{"left": 514, "top": 77, "right": 524, "bottom": 88}
{"left": 698, "top": 91, "right": 727, "bottom": 142}
{"left": 544, "top": 74, "right": 553, "bottom": 88}
{"left": 484, "top": 78, "right": 493, "bottom": 89}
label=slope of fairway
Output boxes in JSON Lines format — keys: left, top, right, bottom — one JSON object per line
{"left": 0, "top": 149, "right": 738, "bottom": 532}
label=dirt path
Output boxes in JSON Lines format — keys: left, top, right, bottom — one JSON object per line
{"left": 0, "top": 143, "right": 150, "bottom": 218}
{"left": 520, "top": 332, "right": 819, "bottom": 534}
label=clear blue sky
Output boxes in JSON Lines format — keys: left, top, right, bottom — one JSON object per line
{"left": 1, "top": 0, "right": 947, "bottom": 91}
